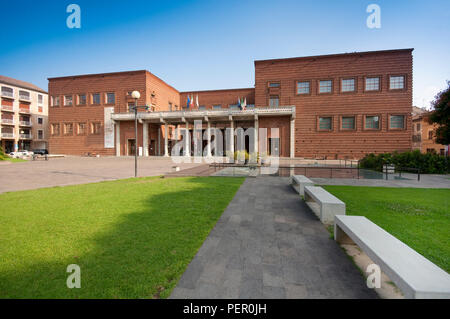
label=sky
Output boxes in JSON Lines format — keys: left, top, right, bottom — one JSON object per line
{"left": 0, "top": 0, "right": 449, "bottom": 109}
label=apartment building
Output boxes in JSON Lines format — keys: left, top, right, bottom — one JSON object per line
{"left": 0, "top": 75, "right": 48, "bottom": 153}
{"left": 48, "top": 48, "right": 413, "bottom": 159}
{"left": 412, "top": 110, "right": 449, "bottom": 156}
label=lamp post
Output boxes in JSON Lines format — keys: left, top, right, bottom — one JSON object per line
{"left": 20, "top": 130, "right": 24, "bottom": 150}
{"left": 130, "top": 91, "right": 149, "bottom": 178}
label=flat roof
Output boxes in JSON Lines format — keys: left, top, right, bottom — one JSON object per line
{"left": 254, "top": 48, "right": 414, "bottom": 64}
{"left": 180, "top": 87, "right": 255, "bottom": 94}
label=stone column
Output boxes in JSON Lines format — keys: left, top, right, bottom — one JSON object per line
{"left": 229, "top": 119, "right": 234, "bottom": 157}
{"left": 115, "top": 121, "right": 121, "bottom": 156}
{"left": 164, "top": 124, "right": 169, "bottom": 157}
{"left": 157, "top": 127, "right": 161, "bottom": 156}
{"left": 143, "top": 122, "right": 149, "bottom": 157}
{"left": 254, "top": 116, "right": 259, "bottom": 155}
{"left": 206, "top": 120, "right": 212, "bottom": 157}
{"left": 290, "top": 117, "right": 295, "bottom": 158}
{"left": 185, "top": 121, "right": 190, "bottom": 157}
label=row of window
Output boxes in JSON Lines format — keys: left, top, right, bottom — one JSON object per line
{"left": 267, "top": 75, "right": 406, "bottom": 96}
{"left": 1, "top": 86, "right": 45, "bottom": 103}
{"left": 51, "top": 92, "right": 115, "bottom": 107}
{"left": 51, "top": 122, "right": 102, "bottom": 136}
{"left": 317, "top": 114, "right": 406, "bottom": 131}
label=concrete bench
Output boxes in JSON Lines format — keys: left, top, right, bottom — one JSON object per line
{"left": 290, "top": 175, "right": 314, "bottom": 196}
{"left": 335, "top": 215, "right": 450, "bottom": 299}
{"left": 304, "top": 186, "right": 345, "bottom": 224}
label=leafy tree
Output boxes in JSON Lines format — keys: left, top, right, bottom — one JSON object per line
{"left": 428, "top": 81, "right": 450, "bottom": 145}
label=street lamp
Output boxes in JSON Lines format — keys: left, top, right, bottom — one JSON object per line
{"left": 20, "top": 130, "right": 24, "bottom": 150}
{"left": 130, "top": 90, "right": 149, "bottom": 178}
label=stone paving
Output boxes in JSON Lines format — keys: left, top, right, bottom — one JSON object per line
{"left": 170, "top": 177, "right": 377, "bottom": 299}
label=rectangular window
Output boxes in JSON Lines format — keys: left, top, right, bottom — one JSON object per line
{"left": 319, "top": 117, "right": 332, "bottom": 130}
{"left": 38, "top": 94, "right": 43, "bottom": 104}
{"left": 268, "top": 82, "right": 280, "bottom": 88}
{"left": 269, "top": 95, "right": 279, "bottom": 107}
{"left": 168, "top": 102, "right": 173, "bottom": 111}
{"left": 78, "top": 94, "right": 86, "bottom": 105}
{"left": 1, "top": 86, "right": 14, "bottom": 97}
{"left": 341, "top": 116, "right": 355, "bottom": 129}
{"left": 428, "top": 130, "right": 434, "bottom": 140}
{"left": 92, "top": 93, "right": 101, "bottom": 105}
{"left": 213, "top": 104, "right": 222, "bottom": 110}
{"left": 38, "top": 117, "right": 43, "bottom": 125}
{"left": 52, "top": 96, "right": 60, "bottom": 106}
{"left": 77, "top": 123, "right": 86, "bottom": 135}
{"left": 390, "top": 76, "right": 405, "bottom": 90}
{"left": 416, "top": 123, "right": 421, "bottom": 131}
{"left": 365, "top": 77, "right": 380, "bottom": 91}
{"left": 91, "top": 122, "right": 101, "bottom": 135}
{"left": 106, "top": 92, "right": 115, "bottom": 104}
{"left": 38, "top": 130, "right": 43, "bottom": 140}
{"left": 64, "top": 95, "right": 73, "bottom": 106}
{"left": 51, "top": 123, "right": 60, "bottom": 136}
{"left": 390, "top": 115, "right": 405, "bottom": 129}
{"left": 319, "top": 80, "right": 332, "bottom": 93}
{"left": 64, "top": 123, "right": 73, "bottom": 135}
{"left": 341, "top": 79, "right": 355, "bottom": 92}
{"left": 38, "top": 106, "right": 43, "bottom": 113}
{"left": 127, "top": 102, "right": 135, "bottom": 112}
{"left": 365, "top": 116, "right": 380, "bottom": 129}
{"left": 19, "top": 90, "right": 30, "bottom": 100}
{"left": 297, "top": 81, "right": 310, "bottom": 94}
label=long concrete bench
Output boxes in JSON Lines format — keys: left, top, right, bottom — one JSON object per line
{"left": 335, "top": 215, "right": 450, "bottom": 299}
{"left": 290, "top": 175, "right": 314, "bottom": 196}
{"left": 304, "top": 186, "right": 345, "bottom": 224}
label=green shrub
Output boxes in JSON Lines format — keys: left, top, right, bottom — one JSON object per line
{"left": 0, "top": 146, "right": 6, "bottom": 160}
{"left": 359, "top": 150, "right": 450, "bottom": 174}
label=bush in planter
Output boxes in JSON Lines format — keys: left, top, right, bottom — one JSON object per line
{"left": 359, "top": 150, "right": 449, "bottom": 174}
{"left": 234, "top": 150, "right": 249, "bottom": 162}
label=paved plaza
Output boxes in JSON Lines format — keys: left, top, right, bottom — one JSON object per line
{"left": 0, "top": 156, "right": 202, "bottom": 193}
{"left": 170, "top": 177, "right": 377, "bottom": 299}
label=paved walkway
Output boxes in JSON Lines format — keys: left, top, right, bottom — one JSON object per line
{"left": 170, "top": 177, "right": 377, "bottom": 299}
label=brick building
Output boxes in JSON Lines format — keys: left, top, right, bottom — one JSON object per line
{"left": 412, "top": 110, "right": 449, "bottom": 156}
{"left": 48, "top": 48, "right": 413, "bottom": 159}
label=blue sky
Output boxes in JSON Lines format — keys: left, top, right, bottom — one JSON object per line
{"left": 0, "top": 0, "right": 449, "bottom": 109}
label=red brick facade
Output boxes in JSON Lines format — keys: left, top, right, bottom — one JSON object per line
{"left": 48, "top": 49, "right": 413, "bottom": 159}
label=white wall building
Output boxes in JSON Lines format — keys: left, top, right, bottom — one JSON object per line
{"left": 0, "top": 75, "right": 48, "bottom": 153}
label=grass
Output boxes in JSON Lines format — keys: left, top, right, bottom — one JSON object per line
{"left": 323, "top": 186, "right": 450, "bottom": 272}
{"left": 0, "top": 176, "right": 244, "bottom": 298}
{"left": 2, "top": 157, "right": 27, "bottom": 163}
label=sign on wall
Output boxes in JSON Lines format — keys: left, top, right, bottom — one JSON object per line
{"left": 104, "top": 107, "right": 115, "bottom": 148}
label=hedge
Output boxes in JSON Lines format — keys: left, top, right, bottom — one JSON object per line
{"left": 359, "top": 150, "right": 450, "bottom": 174}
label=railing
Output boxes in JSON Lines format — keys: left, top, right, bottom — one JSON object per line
{"left": 1, "top": 132, "right": 14, "bottom": 138}
{"left": 1, "top": 118, "right": 14, "bottom": 125}
{"left": 20, "top": 133, "right": 32, "bottom": 139}
{"left": 1, "top": 105, "right": 14, "bottom": 111}
{"left": 19, "top": 94, "right": 31, "bottom": 101}
{"left": 19, "top": 121, "right": 32, "bottom": 126}
{"left": 1, "top": 91, "right": 14, "bottom": 98}
{"left": 19, "top": 108, "right": 30, "bottom": 113}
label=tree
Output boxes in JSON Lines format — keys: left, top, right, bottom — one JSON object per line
{"left": 428, "top": 81, "right": 450, "bottom": 145}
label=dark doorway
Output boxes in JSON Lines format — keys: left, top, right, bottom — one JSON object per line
{"left": 127, "top": 139, "right": 136, "bottom": 156}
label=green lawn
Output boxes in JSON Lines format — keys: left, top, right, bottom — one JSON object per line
{"left": 323, "top": 186, "right": 450, "bottom": 272}
{"left": 0, "top": 176, "right": 244, "bottom": 298}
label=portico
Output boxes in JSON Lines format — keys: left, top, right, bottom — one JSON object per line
{"left": 111, "top": 106, "right": 296, "bottom": 158}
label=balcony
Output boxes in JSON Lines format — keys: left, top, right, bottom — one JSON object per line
{"left": 19, "top": 108, "right": 31, "bottom": 114}
{"left": 1, "top": 105, "right": 14, "bottom": 112}
{"left": 1, "top": 91, "right": 14, "bottom": 99}
{"left": 1, "top": 118, "right": 15, "bottom": 125}
{"left": 19, "top": 120, "right": 32, "bottom": 126}
{"left": 1, "top": 132, "right": 15, "bottom": 139}
{"left": 19, "top": 94, "right": 31, "bottom": 102}
{"left": 20, "top": 133, "right": 32, "bottom": 139}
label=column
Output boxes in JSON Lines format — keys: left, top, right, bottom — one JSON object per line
{"left": 229, "top": 119, "right": 234, "bottom": 159}
{"left": 254, "top": 116, "right": 259, "bottom": 155}
{"left": 143, "top": 122, "right": 149, "bottom": 157}
{"left": 115, "top": 122, "right": 121, "bottom": 156}
{"left": 157, "top": 127, "right": 161, "bottom": 156}
{"left": 206, "top": 121, "right": 212, "bottom": 157}
{"left": 290, "top": 117, "right": 295, "bottom": 158}
{"left": 164, "top": 123, "right": 169, "bottom": 157}
{"left": 185, "top": 121, "right": 190, "bottom": 157}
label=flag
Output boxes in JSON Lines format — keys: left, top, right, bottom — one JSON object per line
{"left": 238, "top": 97, "right": 242, "bottom": 110}
{"left": 196, "top": 94, "right": 199, "bottom": 108}
{"left": 186, "top": 94, "right": 190, "bottom": 109}
{"left": 190, "top": 94, "right": 194, "bottom": 108}
{"left": 242, "top": 97, "right": 247, "bottom": 110}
